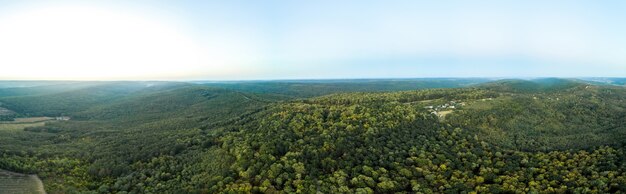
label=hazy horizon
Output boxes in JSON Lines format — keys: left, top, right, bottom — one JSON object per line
{"left": 1, "top": 0, "right": 625, "bottom": 80}
{"left": 0, "top": 76, "right": 626, "bottom": 82}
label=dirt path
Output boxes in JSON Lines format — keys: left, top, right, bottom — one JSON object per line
{"left": 240, "top": 93, "right": 251, "bottom": 100}
{"left": 29, "top": 175, "right": 46, "bottom": 194}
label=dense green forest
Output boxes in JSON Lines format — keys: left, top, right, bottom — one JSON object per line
{"left": 0, "top": 79, "right": 625, "bottom": 193}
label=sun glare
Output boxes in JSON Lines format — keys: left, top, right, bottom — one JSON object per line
{"left": 0, "top": 5, "right": 215, "bottom": 80}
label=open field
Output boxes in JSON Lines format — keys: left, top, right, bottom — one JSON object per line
{"left": 0, "top": 169, "right": 46, "bottom": 194}
{"left": 0, "top": 117, "right": 54, "bottom": 125}
{"left": 0, "top": 117, "right": 52, "bottom": 124}
{"left": 0, "top": 122, "right": 46, "bottom": 132}
{"left": 0, "top": 117, "right": 51, "bottom": 132}
{"left": 437, "top": 110, "right": 454, "bottom": 118}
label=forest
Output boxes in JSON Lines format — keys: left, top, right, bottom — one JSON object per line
{"left": 0, "top": 78, "right": 625, "bottom": 193}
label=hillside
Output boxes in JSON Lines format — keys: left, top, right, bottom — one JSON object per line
{"left": 0, "top": 82, "right": 99, "bottom": 98}
{"left": 0, "top": 81, "right": 80, "bottom": 89}
{"left": 0, "top": 79, "right": 625, "bottom": 193}
{"left": 450, "top": 84, "right": 626, "bottom": 151}
{"left": 0, "top": 82, "right": 189, "bottom": 116}
{"left": 196, "top": 84, "right": 626, "bottom": 193}
{"left": 0, "top": 82, "right": 275, "bottom": 192}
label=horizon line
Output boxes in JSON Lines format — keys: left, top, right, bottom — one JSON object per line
{"left": 0, "top": 76, "right": 624, "bottom": 82}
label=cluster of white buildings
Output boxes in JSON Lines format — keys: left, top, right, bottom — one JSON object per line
{"left": 423, "top": 101, "right": 465, "bottom": 116}
{"left": 55, "top": 116, "right": 70, "bottom": 121}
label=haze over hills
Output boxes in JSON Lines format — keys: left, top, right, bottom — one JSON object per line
{"left": 578, "top": 77, "right": 626, "bottom": 86}
{"left": 0, "top": 78, "right": 625, "bottom": 193}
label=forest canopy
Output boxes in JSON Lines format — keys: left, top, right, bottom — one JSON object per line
{"left": 0, "top": 78, "right": 625, "bottom": 193}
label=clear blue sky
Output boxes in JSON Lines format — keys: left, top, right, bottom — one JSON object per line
{"left": 0, "top": 0, "right": 625, "bottom": 80}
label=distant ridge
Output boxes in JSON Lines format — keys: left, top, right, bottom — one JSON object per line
{"left": 476, "top": 78, "right": 586, "bottom": 93}
{"left": 578, "top": 77, "right": 626, "bottom": 86}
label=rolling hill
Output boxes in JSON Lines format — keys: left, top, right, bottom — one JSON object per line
{"left": 0, "top": 78, "right": 625, "bottom": 193}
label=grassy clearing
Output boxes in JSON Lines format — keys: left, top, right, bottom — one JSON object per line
{"left": 418, "top": 99, "right": 440, "bottom": 103}
{"left": 438, "top": 110, "right": 454, "bottom": 118}
{"left": 0, "top": 117, "right": 53, "bottom": 124}
{"left": 0, "top": 122, "right": 46, "bottom": 132}
{"left": 0, "top": 169, "right": 46, "bottom": 194}
{"left": 464, "top": 99, "right": 496, "bottom": 110}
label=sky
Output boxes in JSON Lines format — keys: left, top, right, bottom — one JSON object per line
{"left": 0, "top": 0, "right": 625, "bottom": 80}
